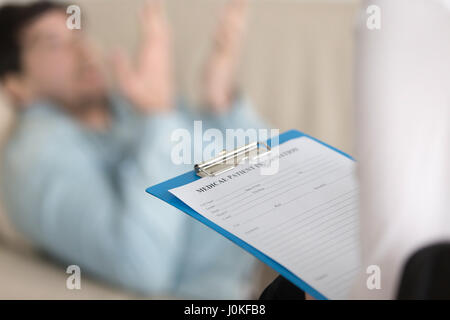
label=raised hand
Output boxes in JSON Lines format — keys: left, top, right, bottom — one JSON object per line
{"left": 202, "top": 0, "right": 249, "bottom": 113}
{"left": 113, "top": 0, "right": 174, "bottom": 113}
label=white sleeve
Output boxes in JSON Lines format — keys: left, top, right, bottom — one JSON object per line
{"left": 351, "top": 0, "right": 450, "bottom": 299}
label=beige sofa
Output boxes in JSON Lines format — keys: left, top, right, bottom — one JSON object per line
{"left": 0, "top": 0, "right": 359, "bottom": 299}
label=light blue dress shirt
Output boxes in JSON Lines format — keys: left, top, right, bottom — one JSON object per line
{"left": 0, "top": 95, "right": 269, "bottom": 299}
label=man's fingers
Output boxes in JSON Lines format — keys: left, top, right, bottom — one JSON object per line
{"left": 144, "top": 0, "right": 163, "bottom": 17}
{"left": 224, "top": 0, "right": 248, "bottom": 33}
{"left": 229, "top": 0, "right": 249, "bottom": 14}
{"left": 213, "top": 0, "right": 248, "bottom": 54}
{"left": 140, "top": 0, "right": 168, "bottom": 40}
{"left": 137, "top": 0, "right": 171, "bottom": 71}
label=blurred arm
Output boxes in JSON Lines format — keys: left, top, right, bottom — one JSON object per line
{"left": 2, "top": 111, "right": 189, "bottom": 296}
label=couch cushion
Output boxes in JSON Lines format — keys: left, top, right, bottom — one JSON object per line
{"left": 0, "top": 244, "right": 139, "bottom": 299}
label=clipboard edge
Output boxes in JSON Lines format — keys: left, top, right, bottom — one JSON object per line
{"left": 146, "top": 129, "right": 355, "bottom": 300}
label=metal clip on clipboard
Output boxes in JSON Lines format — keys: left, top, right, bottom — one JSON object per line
{"left": 194, "top": 141, "right": 271, "bottom": 177}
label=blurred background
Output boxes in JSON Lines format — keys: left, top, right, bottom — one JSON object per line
{"left": 0, "top": 0, "right": 359, "bottom": 299}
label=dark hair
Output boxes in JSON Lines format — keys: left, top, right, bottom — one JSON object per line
{"left": 0, "top": 1, "right": 66, "bottom": 81}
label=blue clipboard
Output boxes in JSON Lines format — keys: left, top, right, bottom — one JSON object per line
{"left": 146, "top": 129, "right": 354, "bottom": 300}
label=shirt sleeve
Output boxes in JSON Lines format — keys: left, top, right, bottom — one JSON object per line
{"left": 1, "top": 95, "right": 269, "bottom": 298}
{"left": 1, "top": 115, "right": 189, "bottom": 297}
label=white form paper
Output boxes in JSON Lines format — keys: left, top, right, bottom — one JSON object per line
{"left": 169, "top": 137, "right": 360, "bottom": 299}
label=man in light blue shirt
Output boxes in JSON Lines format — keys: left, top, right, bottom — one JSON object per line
{"left": 0, "top": 0, "right": 267, "bottom": 298}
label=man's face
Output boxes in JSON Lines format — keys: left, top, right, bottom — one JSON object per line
{"left": 19, "top": 9, "right": 106, "bottom": 109}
